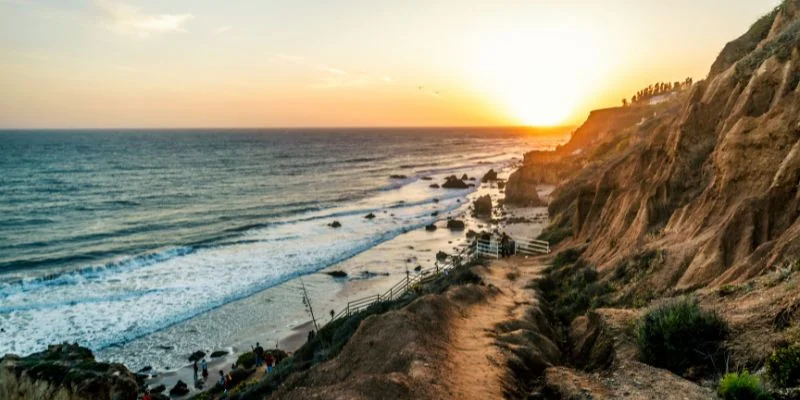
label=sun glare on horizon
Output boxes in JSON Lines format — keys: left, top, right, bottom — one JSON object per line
{"left": 472, "top": 24, "right": 607, "bottom": 127}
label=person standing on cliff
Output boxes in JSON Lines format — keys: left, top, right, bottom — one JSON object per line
{"left": 201, "top": 358, "right": 208, "bottom": 380}
{"left": 264, "top": 352, "right": 275, "bottom": 374}
{"left": 192, "top": 360, "right": 199, "bottom": 383}
{"left": 253, "top": 342, "right": 264, "bottom": 367}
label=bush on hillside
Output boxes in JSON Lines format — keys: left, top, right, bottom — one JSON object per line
{"left": 766, "top": 344, "right": 800, "bottom": 388}
{"left": 236, "top": 351, "right": 256, "bottom": 369}
{"left": 534, "top": 248, "right": 612, "bottom": 327}
{"left": 717, "top": 371, "right": 771, "bottom": 400}
{"left": 637, "top": 298, "right": 728, "bottom": 376}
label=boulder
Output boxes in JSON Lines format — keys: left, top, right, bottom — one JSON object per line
{"left": 389, "top": 174, "right": 407, "bottom": 179}
{"left": 481, "top": 169, "right": 498, "bottom": 182}
{"left": 446, "top": 220, "right": 466, "bottom": 230}
{"left": 436, "top": 251, "right": 448, "bottom": 261}
{"left": 431, "top": 211, "right": 439, "bottom": 217}
{"left": 328, "top": 221, "right": 342, "bottom": 228}
{"left": 429, "top": 183, "right": 440, "bottom": 189}
{"left": 169, "top": 380, "right": 190, "bottom": 397}
{"left": 442, "top": 175, "right": 469, "bottom": 189}
{"left": 421, "top": 176, "right": 433, "bottom": 180}
{"left": 474, "top": 195, "right": 492, "bottom": 217}
{"left": 325, "top": 270, "right": 348, "bottom": 278}
{"left": 364, "top": 213, "right": 376, "bottom": 219}
{"left": 414, "top": 265, "right": 423, "bottom": 272}
{"left": 461, "top": 174, "right": 469, "bottom": 181}
{"left": 497, "top": 180, "right": 506, "bottom": 189}
{"left": 188, "top": 350, "right": 206, "bottom": 362}
{"left": 150, "top": 384, "right": 166, "bottom": 394}
{"left": 432, "top": 198, "right": 439, "bottom": 203}
{"left": 425, "top": 224, "right": 437, "bottom": 232}
{"left": 210, "top": 350, "right": 228, "bottom": 358}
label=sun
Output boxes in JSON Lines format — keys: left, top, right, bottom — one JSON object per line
{"left": 472, "top": 25, "right": 600, "bottom": 126}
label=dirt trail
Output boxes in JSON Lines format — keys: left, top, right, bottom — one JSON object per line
{"left": 440, "top": 256, "right": 545, "bottom": 399}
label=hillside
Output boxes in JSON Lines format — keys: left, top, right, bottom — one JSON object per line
{"left": 507, "top": 0, "right": 800, "bottom": 373}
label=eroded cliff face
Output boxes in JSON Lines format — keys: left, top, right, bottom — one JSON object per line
{"left": 0, "top": 344, "right": 139, "bottom": 400}
{"left": 509, "top": 0, "right": 800, "bottom": 292}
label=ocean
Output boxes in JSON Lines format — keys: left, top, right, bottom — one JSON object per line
{"left": 0, "top": 128, "right": 564, "bottom": 369}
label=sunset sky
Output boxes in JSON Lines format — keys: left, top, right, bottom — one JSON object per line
{"left": 0, "top": 0, "right": 781, "bottom": 128}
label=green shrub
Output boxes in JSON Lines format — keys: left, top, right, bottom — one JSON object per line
{"left": 717, "top": 371, "right": 771, "bottom": 400}
{"left": 637, "top": 298, "right": 728, "bottom": 376}
{"left": 766, "top": 344, "right": 800, "bottom": 388}
{"left": 236, "top": 351, "right": 256, "bottom": 369}
{"left": 535, "top": 249, "right": 612, "bottom": 327}
{"left": 537, "top": 226, "right": 572, "bottom": 247}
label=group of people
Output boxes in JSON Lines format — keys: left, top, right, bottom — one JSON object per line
{"left": 253, "top": 342, "right": 276, "bottom": 374}
{"left": 192, "top": 358, "right": 209, "bottom": 384}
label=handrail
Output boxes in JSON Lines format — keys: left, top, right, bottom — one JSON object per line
{"left": 326, "top": 246, "right": 472, "bottom": 324}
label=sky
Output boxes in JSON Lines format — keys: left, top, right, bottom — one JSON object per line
{"left": 0, "top": 0, "right": 782, "bottom": 129}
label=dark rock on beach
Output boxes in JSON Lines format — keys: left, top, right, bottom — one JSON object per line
{"left": 481, "top": 169, "right": 498, "bottom": 182}
{"left": 425, "top": 224, "right": 437, "bottom": 232}
{"left": 474, "top": 195, "right": 492, "bottom": 217}
{"left": 328, "top": 221, "right": 342, "bottom": 228}
{"left": 421, "top": 176, "right": 433, "bottom": 180}
{"left": 442, "top": 175, "right": 469, "bottom": 189}
{"left": 436, "top": 251, "right": 448, "bottom": 261}
{"left": 210, "top": 350, "right": 228, "bottom": 358}
{"left": 169, "top": 380, "right": 190, "bottom": 396}
{"left": 446, "top": 219, "right": 465, "bottom": 230}
{"left": 326, "top": 270, "right": 348, "bottom": 278}
{"left": 364, "top": 213, "right": 376, "bottom": 219}
{"left": 389, "top": 174, "right": 407, "bottom": 179}
{"left": 150, "top": 384, "right": 167, "bottom": 394}
{"left": 188, "top": 350, "right": 206, "bottom": 362}
{"left": 414, "top": 265, "right": 422, "bottom": 272}
{"left": 429, "top": 183, "right": 440, "bottom": 188}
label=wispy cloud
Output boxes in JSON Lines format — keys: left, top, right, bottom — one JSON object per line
{"left": 265, "top": 52, "right": 393, "bottom": 90}
{"left": 93, "top": 0, "right": 193, "bottom": 38}
{"left": 213, "top": 25, "right": 232, "bottom": 35}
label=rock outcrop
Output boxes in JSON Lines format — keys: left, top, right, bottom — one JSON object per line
{"left": 473, "top": 195, "right": 492, "bottom": 217}
{"left": 0, "top": 343, "right": 139, "bottom": 400}
{"left": 441, "top": 176, "right": 469, "bottom": 189}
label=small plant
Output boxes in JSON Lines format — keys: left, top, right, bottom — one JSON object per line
{"left": 717, "top": 371, "right": 771, "bottom": 400}
{"left": 766, "top": 344, "right": 800, "bottom": 388}
{"left": 637, "top": 297, "right": 728, "bottom": 376}
{"left": 718, "top": 284, "right": 740, "bottom": 297}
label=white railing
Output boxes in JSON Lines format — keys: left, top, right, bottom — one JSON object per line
{"left": 514, "top": 236, "right": 550, "bottom": 255}
{"left": 476, "top": 238, "right": 500, "bottom": 258}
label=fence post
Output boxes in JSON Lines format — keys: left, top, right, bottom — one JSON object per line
{"left": 406, "top": 270, "right": 410, "bottom": 293}
{"left": 346, "top": 303, "right": 350, "bottom": 316}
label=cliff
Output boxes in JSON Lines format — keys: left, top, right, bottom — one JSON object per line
{"left": 508, "top": 0, "right": 800, "bottom": 292}
{"left": 0, "top": 343, "right": 140, "bottom": 400}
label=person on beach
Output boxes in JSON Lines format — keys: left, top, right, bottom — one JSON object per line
{"left": 264, "top": 352, "right": 275, "bottom": 374}
{"left": 193, "top": 360, "right": 199, "bottom": 383}
{"left": 500, "top": 234, "right": 509, "bottom": 258}
{"left": 218, "top": 370, "right": 226, "bottom": 393}
{"left": 253, "top": 342, "right": 264, "bottom": 367}
{"left": 142, "top": 389, "right": 152, "bottom": 400}
{"left": 201, "top": 359, "right": 208, "bottom": 380}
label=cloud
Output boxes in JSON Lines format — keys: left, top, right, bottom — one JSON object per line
{"left": 93, "top": 0, "right": 193, "bottom": 38}
{"left": 213, "top": 25, "right": 232, "bottom": 35}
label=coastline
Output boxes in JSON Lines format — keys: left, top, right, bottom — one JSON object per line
{"left": 101, "top": 162, "right": 527, "bottom": 397}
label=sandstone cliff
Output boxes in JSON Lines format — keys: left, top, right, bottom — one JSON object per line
{"left": 509, "top": 0, "right": 800, "bottom": 292}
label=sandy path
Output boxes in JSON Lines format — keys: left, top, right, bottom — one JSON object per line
{"left": 441, "top": 256, "right": 545, "bottom": 399}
